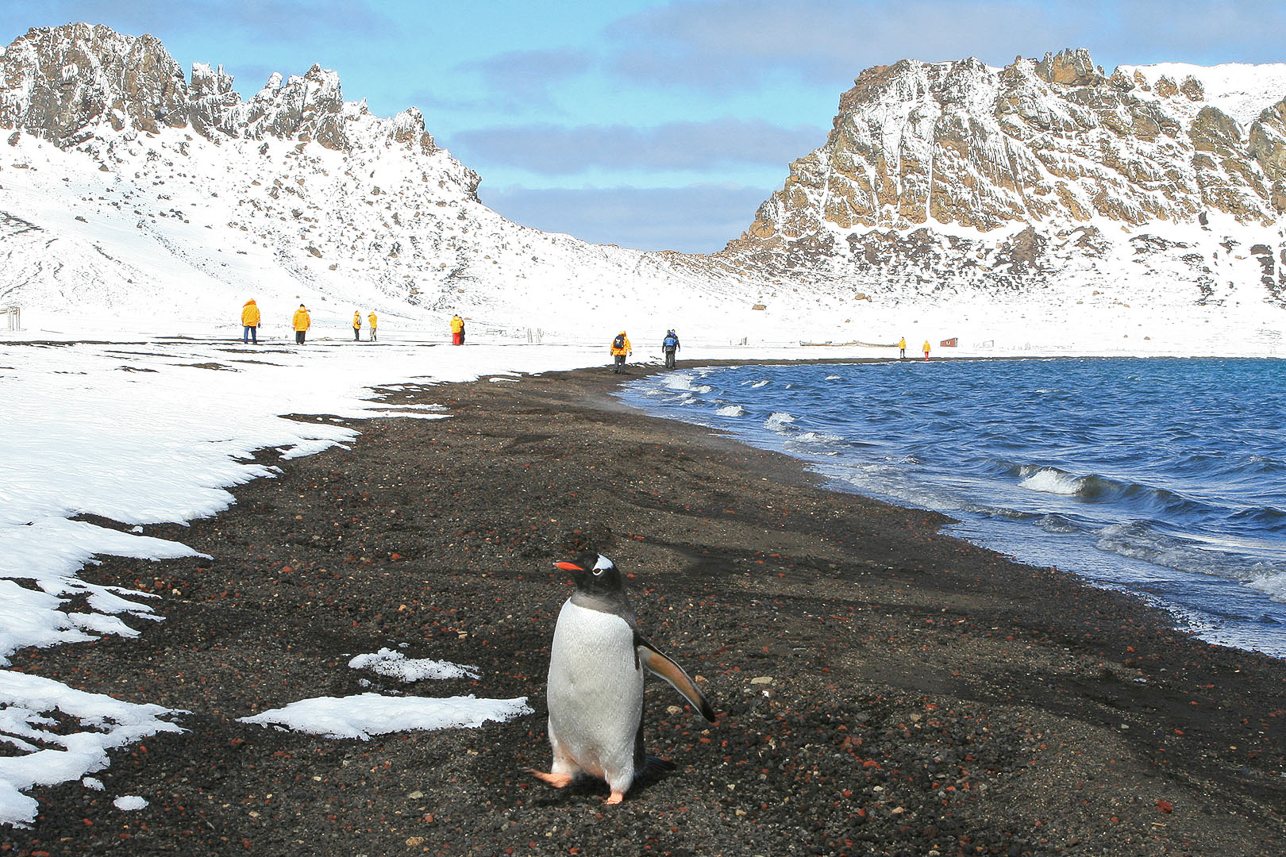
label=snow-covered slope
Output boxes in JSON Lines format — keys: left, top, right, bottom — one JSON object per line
{"left": 1, "top": 27, "right": 1285, "bottom": 354}
{"left": 0, "top": 23, "right": 767, "bottom": 341}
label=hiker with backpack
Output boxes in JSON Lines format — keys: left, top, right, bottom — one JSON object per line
{"left": 661, "top": 329, "right": 680, "bottom": 369}
{"left": 610, "top": 331, "right": 632, "bottom": 374}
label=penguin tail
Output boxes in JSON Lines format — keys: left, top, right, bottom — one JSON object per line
{"left": 639, "top": 755, "right": 676, "bottom": 781}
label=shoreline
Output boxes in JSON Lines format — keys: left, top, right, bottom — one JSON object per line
{"left": 621, "top": 358, "right": 1286, "bottom": 661}
{"left": 5, "top": 363, "right": 1285, "bottom": 856}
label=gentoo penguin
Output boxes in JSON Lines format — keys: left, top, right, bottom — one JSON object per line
{"left": 530, "top": 552, "right": 715, "bottom": 804}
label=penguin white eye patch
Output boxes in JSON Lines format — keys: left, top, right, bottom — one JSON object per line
{"left": 592, "top": 555, "right": 612, "bottom": 571}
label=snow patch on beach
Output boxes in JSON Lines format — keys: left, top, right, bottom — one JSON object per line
{"left": 0, "top": 671, "right": 184, "bottom": 827}
{"left": 238, "top": 693, "right": 533, "bottom": 740}
{"left": 348, "top": 648, "right": 480, "bottom": 682}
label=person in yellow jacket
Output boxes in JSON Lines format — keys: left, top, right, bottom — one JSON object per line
{"left": 368, "top": 311, "right": 378, "bottom": 342}
{"left": 241, "top": 299, "right": 261, "bottom": 344}
{"left": 898, "top": 336, "right": 906, "bottom": 359}
{"left": 610, "top": 331, "right": 632, "bottom": 374}
{"left": 292, "top": 304, "right": 311, "bottom": 345}
{"left": 352, "top": 310, "right": 362, "bottom": 341}
{"left": 922, "top": 339, "right": 931, "bottom": 360}
{"left": 450, "top": 313, "right": 465, "bottom": 345}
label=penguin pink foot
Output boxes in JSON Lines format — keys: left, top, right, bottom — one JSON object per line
{"left": 528, "top": 769, "right": 573, "bottom": 789}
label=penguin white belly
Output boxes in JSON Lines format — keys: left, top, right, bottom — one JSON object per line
{"left": 546, "top": 600, "right": 644, "bottom": 785}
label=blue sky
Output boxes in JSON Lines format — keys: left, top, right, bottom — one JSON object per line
{"left": 3, "top": 1, "right": 1284, "bottom": 252}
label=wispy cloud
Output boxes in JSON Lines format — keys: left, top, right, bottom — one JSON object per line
{"left": 602, "top": 0, "right": 1286, "bottom": 92}
{"left": 6, "top": 0, "right": 390, "bottom": 39}
{"left": 451, "top": 118, "right": 823, "bottom": 175}
{"left": 479, "top": 183, "right": 769, "bottom": 253}
{"left": 456, "top": 47, "right": 593, "bottom": 110}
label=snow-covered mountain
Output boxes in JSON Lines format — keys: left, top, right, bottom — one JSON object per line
{"left": 721, "top": 49, "right": 1286, "bottom": 350}
{"left": 1, "top": 26, "right": 1285, "bottom": 353}
{"left": 0, "top": 23, "right": 765, "bottom": 341}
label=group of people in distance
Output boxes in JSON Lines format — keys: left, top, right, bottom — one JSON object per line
{"left": 609, "top": 328, "right": 680, "bottom": 374}
{"left": 352, "top": 310, "right": 379, "bottom": 341}
{"left": 240, "top": 303, "right": 935, "bottom": 367}
{"left": 238, "top": 300, "right": 466, "bottom": 346}
{"left": 895, "top": 337, "right": 934, "bottom": 360}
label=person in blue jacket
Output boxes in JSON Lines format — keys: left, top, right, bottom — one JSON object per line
{"left": 661, "top": 329, "right": 680, "bottom": 369}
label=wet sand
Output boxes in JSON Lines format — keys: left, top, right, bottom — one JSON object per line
{"left": 5, "top": 363, "right": 1285, "bottom": 856}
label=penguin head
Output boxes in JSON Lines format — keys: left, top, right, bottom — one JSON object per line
{"left": 556, "top": 552, "right": 625, "bottom": 597}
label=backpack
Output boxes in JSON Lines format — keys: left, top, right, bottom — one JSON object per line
{"left": 663, "top": 334, "right": 677, "bottom": 348}
{"left": 613, "top": 334, "right": 625, "bottom": 349}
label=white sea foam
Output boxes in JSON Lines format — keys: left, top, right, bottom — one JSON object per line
{"left": 1020, "top": 467, "right": 1082, "bottom": 495}
{"left": 663, "top": 373, "right": 712, "bottom": 394}
{"left": 765, "top": 412, "right": 796, "bottom": 431}
{"left": 1248, "top": 570, "right": 1286, "bottom": 603}
{"left": 794, "top": 431, "right": 842, "bottom": 445}
{"left": 716, "top": 405, "right": 746, "bottom": 417}
{"left": 750, "top": 379, "right": 770, "bottom": 388}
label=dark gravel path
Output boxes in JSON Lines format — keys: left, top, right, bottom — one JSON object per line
{"left": 4, "top": 365, "right": 1285, "bottom": 857}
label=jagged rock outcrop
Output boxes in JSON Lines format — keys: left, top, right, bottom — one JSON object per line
{"left": 737, "top": 47, "right": 1286, "bottom": 246}
{"left": 0, "top": 24, "right": 188, "bottom": 141}
{"left": 0, "top": 22, "right": 441, "bottom": 159}
{"left": 722, "top": 48, "right": 1286, "bottom": 307}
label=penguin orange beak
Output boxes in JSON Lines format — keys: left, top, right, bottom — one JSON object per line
{"left": 555, "top": 561, "right": 583, "bottom": 571}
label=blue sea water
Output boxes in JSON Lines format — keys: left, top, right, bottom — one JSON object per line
{"left": 621, "top": 358, "right": 1286, "bottom": 658}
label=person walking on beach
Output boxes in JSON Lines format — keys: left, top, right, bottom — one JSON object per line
{"left": 662, "top": 329, "right": 680, "bottom": 369}
{"left": 898, "top": 336, "right": 906, "bottom": 359}
{"left": 292, "top": 304, "right": 311, "bottom": 345}
{"left": 241, "top": 298, "right": 260, "bottom": 344}
{"left": 353, "top": 310, "right": 362, "bottom": 341}
{"left": 610, "top": 330, "right": 632, "bottom": 374}
{"left": 368, "top": 311, "right": 378, "bottom": 341}
{"left": 451, "top": 314, "right": 465, "bottom": 345}
{"left": 922, "top": 339, "right": 931, "bottom": 360}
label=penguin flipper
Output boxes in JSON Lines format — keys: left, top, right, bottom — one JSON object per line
{"left": 637, "top": 640, "right": 716, "bottom": 722}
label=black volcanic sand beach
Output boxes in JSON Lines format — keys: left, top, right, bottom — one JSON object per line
{"left": 4, "top": 363, "right": 1285, "bottom": 857}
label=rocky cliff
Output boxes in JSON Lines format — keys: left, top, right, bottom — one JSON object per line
{"left": 721, "top": 48, "right": 1286, "bottom": 315}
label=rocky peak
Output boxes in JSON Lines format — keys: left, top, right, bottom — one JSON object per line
{"left": 1035, "top": 48, "right": 1103, "bottom": 87}
{"left": 737, "top": 47, "right": 1286, "bottom": 252}
{"left": 0, "top": 23, "right": 188, "bottom": 142}
{"left": 235, "top": 63, "right": 354, "bottom": 149}
{"left": 0, "top": 23, "right": 437, "bottom": 157}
